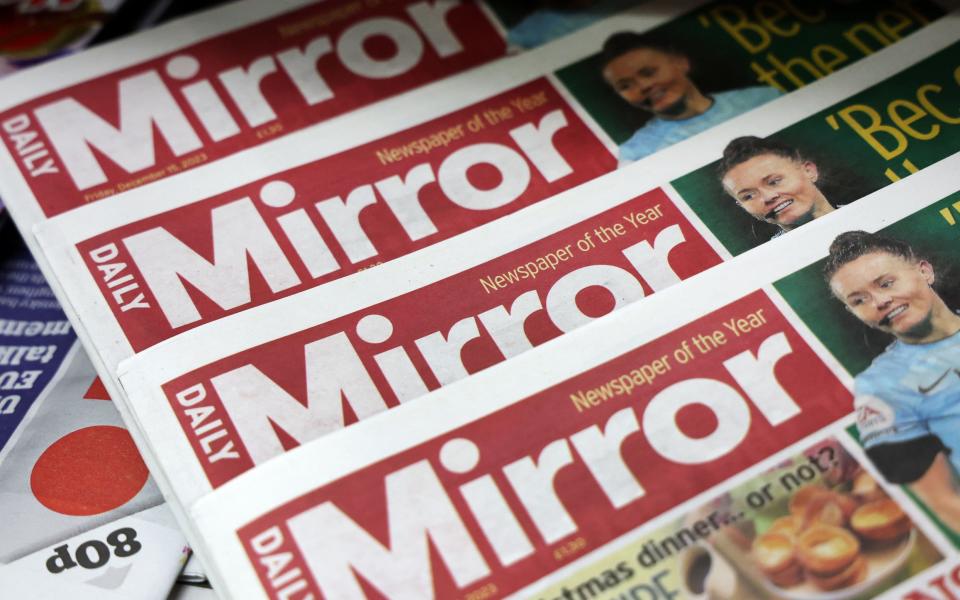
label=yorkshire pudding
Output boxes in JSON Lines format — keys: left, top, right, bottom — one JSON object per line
{"left": 852, "top": 471, "right": 885, "bottom": 503}
{"left": 768, "top": 515, "right": 802, "bottom": 538}
{"left": 789, "top": 485, "right": 831, "bottom": 518}
{"left": 851, "top": 499, "right": 910, "bottom": 542}
{"left": 768, "top": 561, "right": 805, "bottom": 588}
{"left": 752, "top": 532, "right": 796, "bottom": 575}
{"left": 798, "top": 490, "right": 858, "bottom": 528}
{"left": 796, "top": 525, "right": 860, "bottom": 574}
{"left": 807, "top": 555, "right": 867, "bottom": 591}
{"left": 806, "top": 497, "right": 846, "bottom": 528}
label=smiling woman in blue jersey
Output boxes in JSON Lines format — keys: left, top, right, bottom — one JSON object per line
{"left": 600, "top": 31, "right": 781, "bottom": 166}
{"left": 826, "top": 231, "right": 960, "bottom": 533}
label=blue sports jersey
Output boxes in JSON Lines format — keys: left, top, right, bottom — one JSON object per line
{"left": 617, "top": 86, "right": 781, "bottom": 165}
{"left": 855, "top": 330, "right": 960, "bottom": 475}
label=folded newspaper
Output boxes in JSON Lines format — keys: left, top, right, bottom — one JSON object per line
{"left": 0, "top": 0, "right": 958, "bottom": 598}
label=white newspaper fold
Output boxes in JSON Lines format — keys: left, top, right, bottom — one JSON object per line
{"left": 28, "top": 0, "right": 953, "bottom": 379}
{"left": 187, "top": 153, "right": 960, "bottom": 599}
{"left": 113, "top": 15, "right": 960, "bottom": 509}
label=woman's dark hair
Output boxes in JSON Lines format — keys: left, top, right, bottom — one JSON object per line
{"left": 601, "top": 31, "right": 684, "bottom": 68}
{"left": 716, "top": 136, "right": 802, "bottom": 180}
{"left": 823, "top": 230, "right": 959, "bottom": 309}
{"left": 823, "top": 231, "right": 916, "bottom": 282}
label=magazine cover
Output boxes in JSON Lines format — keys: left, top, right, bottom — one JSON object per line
{"left": 0, "top": 225, "right": 74, "bottom": 451}
{"left": 0, "top": 0, "right": 130, "bottom": 77}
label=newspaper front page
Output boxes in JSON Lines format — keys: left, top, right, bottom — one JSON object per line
{"left": 115, "top": 17, "right": 960, "bottom": 508}
{"left": 188, "top": 154, "right": 960, "bottom": 599}
{"left": 0, "top": 230, "right": 75, "bottom": 452}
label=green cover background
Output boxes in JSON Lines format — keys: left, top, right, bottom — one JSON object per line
{"left": 669, "top": 41, "right": 960, "bottom": 256}
{"left": 553, "top": 0, "right": 943, "bottom": 146}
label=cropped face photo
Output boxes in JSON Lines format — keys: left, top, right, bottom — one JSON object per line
{"left": 722, "top": 154, "right": 822, "bottom": 228}
{"left": 829, "top": 252, "right": 937, "bottom": 339}
{"left": 602, "top": 48, "right": 694, "bottom": 116}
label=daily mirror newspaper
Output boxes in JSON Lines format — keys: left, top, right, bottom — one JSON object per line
{"left": 0, "top": 2, "right": 661, "bottom": 577}
{"left": 187, "top": 153, "right": 960, "bottom": 599}
{"left": 114, "top": 16, "right": 960, "bottom": 508}
{"left": 28, "top": 0, "right": 954, "bottom": 382}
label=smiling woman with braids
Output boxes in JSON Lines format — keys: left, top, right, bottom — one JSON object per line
{"left": 825, "top": 230, "right": 960, "bottom": 533}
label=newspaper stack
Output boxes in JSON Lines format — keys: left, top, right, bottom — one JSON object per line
{"left": 0, "top": 0, "right": 642, "bottom": 596}
{"left": 0, "top": 0, "right": 959, "bottom": 598}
